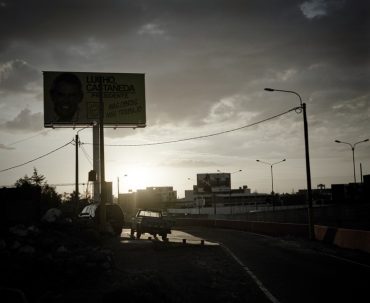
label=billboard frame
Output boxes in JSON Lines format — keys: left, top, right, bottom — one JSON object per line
{"left": 43, "top": 71, "right": 146, "bottom": 128}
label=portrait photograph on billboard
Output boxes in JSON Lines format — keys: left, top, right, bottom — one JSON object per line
{"left": 43, "top": 71, "right": 146, "bottom": 128}
{"left": 196, "top": 173, "right": 231, "bottom": 193}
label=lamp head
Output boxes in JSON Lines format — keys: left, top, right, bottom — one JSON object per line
{"left": 364, "top": 139, "right": 369, "bottom": 142}
{"left": 335, "top": 140, "right": 341, "bottom": 143}
{"left": 264, "top": 88, "right": 275, "bottom": 92}
{"left": 283, "top": 159, "right": 286, "bottom": 162}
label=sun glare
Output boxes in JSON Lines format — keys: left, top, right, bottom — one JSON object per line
{"left": 112, "top": 165, "right": 162, "bottom": 193}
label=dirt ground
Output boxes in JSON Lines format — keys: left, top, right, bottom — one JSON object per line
{"left": 99, "top": 236, "right": 271, "bottom": 303}
{"left": 0, "top": 224, "right": 270, "bottom": 303}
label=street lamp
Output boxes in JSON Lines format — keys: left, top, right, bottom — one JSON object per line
{"left": 334, "top": 139, "right": 369, "bottom": 183}
{"left": 264, "top": 88, "right": 314, "bottom": 240}
{"left": 256, "top": 159, "right": 285, "bottom": 211}
{"left": 231, "top": 169, "right": 243, "bottom": 174}
{"left": 228, "top": 169, "right": 242, "bottom": 192}
{"left": 228, "top": 169, "right": 242, "bottom": 214}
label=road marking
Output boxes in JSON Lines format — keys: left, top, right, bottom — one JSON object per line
{"left": 221, "top": 244, "right": 281, "bottom": 303}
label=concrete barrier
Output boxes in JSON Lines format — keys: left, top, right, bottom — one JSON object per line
{"left": 175, "top": 218, "right": 370, "bottom": 253}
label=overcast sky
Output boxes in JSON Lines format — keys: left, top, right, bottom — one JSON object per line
{"left": 0, "top": 0, "right": 369, "bottom": 197}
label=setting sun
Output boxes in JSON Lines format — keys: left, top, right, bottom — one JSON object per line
{"left": 109, "top": 164, "right": 166, "bottom": 193}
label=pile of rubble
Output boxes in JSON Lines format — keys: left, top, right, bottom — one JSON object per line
{"left": 0, "top": 216, "right": 115, "bottom": 302}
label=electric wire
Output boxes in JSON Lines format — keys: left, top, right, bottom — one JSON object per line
{"left": 80, "top": 144, "right": 93, "bottom": 166}
{"left": 0, "top": 106, "right": 300, "bottom": 173}
{"left": 7, "top": 130, "right": 52, "bottom": 147}
{"left": 82, "top": 106, "right": 300, "bottom": 147}
{"left": 0, "top": 139, "right": 74, "bottom": 173}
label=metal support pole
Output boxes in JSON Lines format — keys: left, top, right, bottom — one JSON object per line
{"left": 303, "top": 103, "right": 314, "bottom": 240}
{"left": 270, "top": 165, "right": 274, "bottom": 194}
{"left": 270, "top": 165, "right": 274, "bottom": 211}
{"left": 117, "top": 177, "right": 120, "bottom": 204}
{"left": 352, "top": 147, "right": 356, "bottom": 183}
{"left": 335, "top": 139, "right": 369, "bottom": 184}
{"left": 264, "top": 88, "right": 314, "bottom": 240}
{"left": 99, "top": 76, "right": 106, "bottom": 230}
{"left": 93, "top": 124, "right": 100, "bottom": 202}
{"left": 75, "top": 134, "right": 79, "bottom": 215}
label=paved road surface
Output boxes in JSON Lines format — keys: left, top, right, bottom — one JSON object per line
{"left": 173, "top": 226, "right": 370, "bottom": 303}
{"left": 121, "top": 228, "right": 218, "bottom": 245}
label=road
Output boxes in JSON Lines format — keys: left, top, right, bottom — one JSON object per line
{"left": 171, "top": 226, "right": 370, "bottom": 303}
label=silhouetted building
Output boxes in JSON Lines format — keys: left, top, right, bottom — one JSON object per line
{"left": 118, "top": 187, "right": 177, "bottom": 215}
{"left": 331, "top": 179, "right": 368, "bottom": 204}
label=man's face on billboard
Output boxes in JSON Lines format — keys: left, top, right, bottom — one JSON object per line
{"left": 51, "top": 80, "right": 83, "bottom": 121}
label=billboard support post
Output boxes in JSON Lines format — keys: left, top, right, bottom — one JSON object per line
{"left": 99, "top": 76, "right": 106, "bottom": 231}
{"left": 75, "top": 134, "right": 79, "bottom": 216}
{"left": 93, "top": 125, "right": 100, "bottom": 202}
{"left": 42, "top": 71, "right": 146, "bottom": 231}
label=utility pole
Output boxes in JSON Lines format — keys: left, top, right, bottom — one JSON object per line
{"left": 117, "top": 176, "right": 119, "bottom": 204}
{"left": 264, "top": 88, "right": 315, "bottom": 240}
{"left": 302, "top": 102, "right": 314, "bottom": 240}
{"left": 99, "top": 76, "right": 106, "bottom": 231}
{"left": 75, "top": 134, "right": 79, "bottom": 216}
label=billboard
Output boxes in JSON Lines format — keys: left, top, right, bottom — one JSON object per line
{"left": 43, "top": 71, "right": 146, "bottom": 128}
{"left": 196, "top": 173, "right": 231, "bottom": 193}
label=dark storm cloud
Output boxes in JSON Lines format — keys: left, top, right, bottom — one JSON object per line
{"left": 0, "top": 59, "right": 39, "bottom": 93}
{"left": 0, "top": 0, "right": 142, "bottom": 45}
{"left": 0, "top": 0, "right": 368, "bottom": 127}
{"left": 0, "top": 108, "right": 43, "bottom": 132}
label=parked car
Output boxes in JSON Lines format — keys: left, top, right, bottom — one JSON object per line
{"left": 130, "top": 209, "right": 175, "bottom": 240}
{"left": 78, "top": 203, "right": 125, "bottom": 236}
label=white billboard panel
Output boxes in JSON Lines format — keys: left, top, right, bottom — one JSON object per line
{"left": 196, "top": 173, "right": 231, "bottom": 193}
{"left": 43, "top": 71, "right": 146, "bottom": 128}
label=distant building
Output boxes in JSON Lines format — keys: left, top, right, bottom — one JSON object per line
{"left": 118, "top": 186, "right": 177, "bottom": 215}
{"left": 331, "top": 177, "right": 369, "bottom": 204}
{"left": 169, "top": 182, "right": 268, "bottom": 210}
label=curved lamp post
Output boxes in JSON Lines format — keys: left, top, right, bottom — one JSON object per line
{"left": 231, "top": 169, "right": 243, "bottom": 174}
{"left": 256, "top": 159, "right": 285, "bottom": 211}
{"left": 228, "top": 169, "right": 243, "bottom": 214}
{"left": 335, "top": 139, "right": 369, "bottom": 183}
{"left": 256, "top": 159, "right": 285, "bottom": 195}
{"left": 264, "top": 88, "right": 314, "bottom": 240}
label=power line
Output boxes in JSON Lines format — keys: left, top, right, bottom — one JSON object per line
{"left": 0, "top": 140, "right": 74, "bottom": 173}
{"left": 50, "top": 183, "right": 88, "bottom": 186}
{"left": 80, "top": 144, "right": 93, "bottom": 166}
{"left": 82, "top": 106, "right": 300, "bottom": 147}
{"left": 0, "top": 107, "right": 300, "bottom": 173}
{"left": 7, "top": 130, "right": 52, "bottom": 146}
